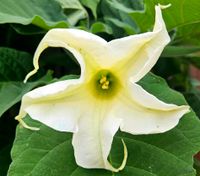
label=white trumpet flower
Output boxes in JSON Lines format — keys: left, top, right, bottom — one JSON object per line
{"left": 16, "top": 5, "right": 190, "bottom": 172}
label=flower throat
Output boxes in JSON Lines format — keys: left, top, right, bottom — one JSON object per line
{"left": 91, "top": 69, "right": 120, "bottom": 98}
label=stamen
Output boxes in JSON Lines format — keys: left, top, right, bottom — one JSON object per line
{"left": 105, "top": 81, "right": 109, "bottom": 86}
{"left": 100, "top": 76, "right": 107, "bottom": 84}
{"left": 100, "top": 76, "right": 110, "bottom": 90}
{"left": 102, "top": 84, "right": 109, "bottom": 90}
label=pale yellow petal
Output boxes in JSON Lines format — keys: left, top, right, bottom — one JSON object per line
{"left": 112, "top": 82, "right": 190, "bottom": 134}
{"left": 16, "top": 79, "right": 86, "bottom": 132}
{"left": 72, "top": 99, "right": 127, "bottom": 172}
{"left": 128, "top": 82, "right": 189, "bottom": 111}
{"left": 109, "top": 5, "right": 170, "bottom": 83}
{"left": 24, "top": 28, "right": 108, "bottom": 82}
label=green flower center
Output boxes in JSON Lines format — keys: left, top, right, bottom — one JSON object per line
{"left": 91, "top": 70, "right": 120, "bottom": 98}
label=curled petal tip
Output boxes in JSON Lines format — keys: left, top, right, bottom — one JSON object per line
{"left": 15, "top": 115, "right": 40, "bottom": 131}
{"left": 110, "top": 139, "right": 128, "bottom": 172}
{"left": 23, "top": 77, "right": 27, "bottom": 83}
{"left": 182, "top": 105, "right": 191, "bottom": 114}
{"left": 23, "top": 69, "right": 38, "bottom": 83}
{"left": 118, "top": 139, "right": 128, "bottom": 171}
{"left": 158, "top": 3, "right": 171, "bottom": 9}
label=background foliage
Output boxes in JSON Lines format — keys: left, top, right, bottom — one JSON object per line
{"left": 1, "top": 0, "right": 200, "bottom": 175}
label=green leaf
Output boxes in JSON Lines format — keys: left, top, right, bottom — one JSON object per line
{"left": 0, "top": 0, "right": 76, "bottom": 30}
{"left": 7, "top": 0, "right": 88, "bottom": 34}
{"left": 104, "top": 17, "right": 136, "bottom": 36}
{"left": 0, "top": 47, "right": 53, "bottom": 117}
{"left": 131, "top": 0, "right": 200, "bottom": 32}
{"left": 100, "top": 0, "right": 142, "bottom": 37}
{"left": 11, "top": 24, "right": 46, "bottom": 35}
{"left": 80, "top": 0, "right": 100, "bottom": 18}
{"left": 8, "top": 73, "right": 200, "bottom": 176}
{"left": 0, "top": 73, "right": 52, "bottom": 118}
{"left": 0, "top": 47, "right": 33, "bottom": 81}
{"left": 175, "top": 22, "right": 200, "bottom": 45}
{"left": 161, "top": 46, "right": 200, "bottom": 58}
{"left": 56, "top": 0, "right": 88, "bottom": 26}
{"left": 90, "top": 22, "right": 113, "bottom": 34}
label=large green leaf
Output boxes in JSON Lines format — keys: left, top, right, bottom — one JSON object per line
{"left": 161, "top": 46, "right": 200, "bottom": 58}
{"left": 100, "top": 0, "right": 142, "bottom": 37}
{"left": 80, "top": 0, "right": 100, "bottom": 18}
{"left": 131, "top": 0, "right": 200, "bottom": 32}
{"left": 90, "top": 22, "right": 113, "bottom": 34}
{"left": 8, "top": 73, "right": 200, "bottom": 176}
{"left": 175, "top": 22, "right": 200, "bottom": 45}
{"left": 0, "top": 48, "right": 53, "bottom": 117}
{"left": 0, "top": 0, "right": 87, "bottom": 30}
{"left": 56, "top": 0, "right": 88, "bottom": 26}
{"left": 0, "top": 47, "right": 32, "bottom": 81}
{"left": 0, "top": 75, "right": 52, "bottom": 118}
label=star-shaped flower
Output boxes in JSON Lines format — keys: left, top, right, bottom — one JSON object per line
{"left": 16, "top": 5, "right": 190, "bottom": 172}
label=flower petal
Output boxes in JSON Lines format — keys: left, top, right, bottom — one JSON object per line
{"left": 108, "top": 5, "right": 170, "bottom": 82}
{"left": 72, "top": 100, "right": 127, "bottom": 172}
{"left": 128, "top": 82, "right": 190, "bottom": 111}
{"left": 114, "top": 83, "right": 190, "bottom": 134}
{"left": 16, "top": 79, "right": 86, "bottom": 132}
{"left": 24, "top": 28, "right": 108, "bottom": 82}
{"left": 17, "top": 82, "right": 128, "bottom": 172}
